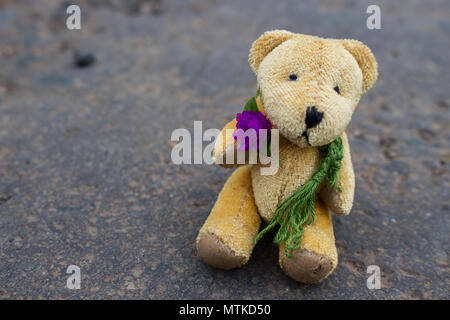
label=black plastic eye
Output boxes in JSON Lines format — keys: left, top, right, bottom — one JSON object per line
{"left": 289, "top": 74, "right": 298, "bottom": 81}
{"left": 334, "top": 86, "right": 340, "bottom": 94}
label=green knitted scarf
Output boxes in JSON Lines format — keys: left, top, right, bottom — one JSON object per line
{"left": 254, "top": 137, "right": 344, "bottom": 258}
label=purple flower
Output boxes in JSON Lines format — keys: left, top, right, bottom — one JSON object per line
{"left": 233, "top": 111, "right": 272, "bottom": 151}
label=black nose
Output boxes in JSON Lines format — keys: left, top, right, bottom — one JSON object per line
{"left": 305, "top": 106, "right": 323, "bottom": 129}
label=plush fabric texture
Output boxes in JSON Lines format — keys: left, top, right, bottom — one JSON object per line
{"left": 197, "top": 166, "right": 261, "bottom": 269}
{"left": 279, "top": 199, "right": 337, "bottom": 283}
{"left": 197, "top": 30, "right": 378, "bottom": 283}
{"left": 254, "top": 137, "right": 344, "bottom": 258}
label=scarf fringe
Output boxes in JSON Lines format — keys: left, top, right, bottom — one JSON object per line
{"left": 254, "top": 137, "right": 344, "bottom": 258}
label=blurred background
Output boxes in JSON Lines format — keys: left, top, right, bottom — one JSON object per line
{"left": 0, "top": 0, "right": 448, "bottom": 299}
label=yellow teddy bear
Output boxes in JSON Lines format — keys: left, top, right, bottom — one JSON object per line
{"left": 196, "top": 30, "right": 378, "bottom": 283}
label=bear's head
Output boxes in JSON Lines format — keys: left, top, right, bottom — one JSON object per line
{"left": 249, "top": 30, "right": 378, "bottom": 147}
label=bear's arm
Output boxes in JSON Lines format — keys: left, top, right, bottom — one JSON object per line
{"left": 212, "top": 119, "right": 253, "bottom": 168}
{"left": 319, "top": 132, "right": 355, "bottom": 215}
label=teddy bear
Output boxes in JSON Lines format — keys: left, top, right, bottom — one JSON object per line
{"left": 196, "top": 30, "right": 378, "bottom": 283}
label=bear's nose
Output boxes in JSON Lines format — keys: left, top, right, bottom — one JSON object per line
{"left": 305, "top": 106, "right": 323, "bottom": 129}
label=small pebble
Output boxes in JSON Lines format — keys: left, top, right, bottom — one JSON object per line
{"left": 73, "top": 51, "right": 96, "bottom": 68}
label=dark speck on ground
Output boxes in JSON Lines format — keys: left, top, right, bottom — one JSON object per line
{"left": 73, "top": 51, "right": 96, "bottom": 68}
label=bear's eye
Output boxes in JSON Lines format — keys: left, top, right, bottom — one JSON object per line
{"left": 288, "top": 74, "right": 298, "bottom": 81}
{"left": 334, "top": 86, "right": 340, "bottom": 94}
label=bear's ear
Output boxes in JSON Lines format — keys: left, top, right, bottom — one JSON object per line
{"left": 249, "top": 30, "right": 295, "bottom": 74}
{"left": 340, "top": 39, "right": 378, "bottom": 93}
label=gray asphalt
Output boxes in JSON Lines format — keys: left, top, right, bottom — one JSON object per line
{"left": 0, "top": 0, "right": 448, "bottom": 299}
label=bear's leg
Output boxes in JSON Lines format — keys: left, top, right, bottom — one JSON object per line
{"left": 279, "top": 200, "right": 338, "bottom": 283}
{"left": 196, "top": 166, "right": 261, "bottom": 270}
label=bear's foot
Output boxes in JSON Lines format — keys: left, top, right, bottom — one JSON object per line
{"left": 197, "top": 232, "right": 246, "bottom": 270}
{"left": 196, "top": 166, "right": 261, "bottom": 270}
{"left": 280, "top": 248, "right": 335, "bottom": 283}
{"left": 278, "top": 200, "right": 338, "bottom": 283}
